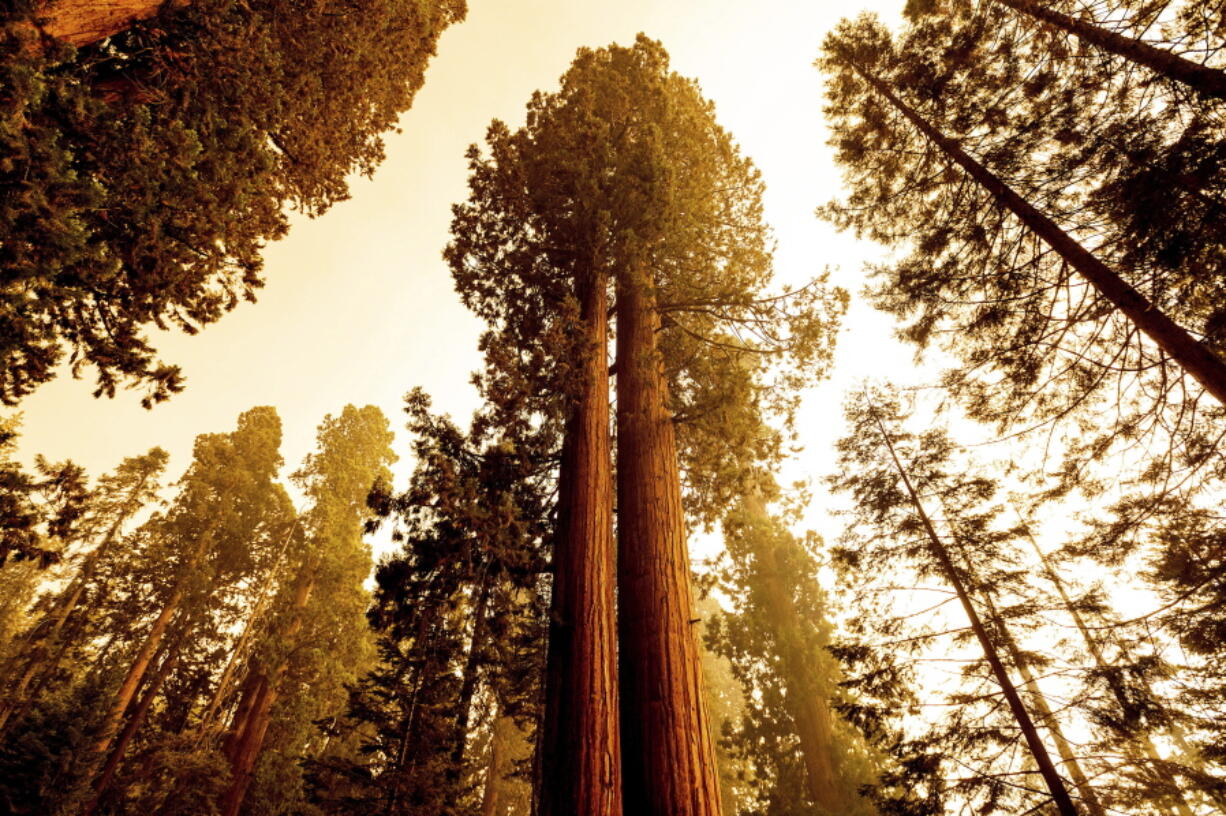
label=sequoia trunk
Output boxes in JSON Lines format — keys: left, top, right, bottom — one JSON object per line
{"left": 615, "top": 265, "right": 723, "bottom": 816}
{"left": 218, "top": 555, "right": 316, "bottom": 816}
{"left": 89, "top": 583, "right": 184, "bottom": 762}
{"left": 539, "top": 273, "right": 621, "bottom": 816}
{"left": 29, "top": 0, "right": 190, "bottom": 49}
{"left": 82, "top": 641, "right": 183, "bottom": 816}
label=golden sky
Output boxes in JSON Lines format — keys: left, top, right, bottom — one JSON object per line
{"left": 10, "top": 0, "right": 919, "bottom": 526}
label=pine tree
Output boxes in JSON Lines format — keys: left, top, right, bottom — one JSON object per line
{"left": 820, "top": 14, "right": 1226, "bottom": 411}
{"left": 0, "top": 418, "right": 90, "bottom": 567}
{"left": 0, "top": 448, "right": 168, "bottom": 736}
{"left": 309, "top": 391, "right": 548, "bottom": 816}
{"left": 78, "top": 406, "right": 289, "bottom": 814}
{"left": 829, "top": 389, "right": 1084, "bottom": 815}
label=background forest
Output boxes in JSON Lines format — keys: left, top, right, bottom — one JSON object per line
{"left": 2, "top": 0, "right": 1225, "bottom": 815}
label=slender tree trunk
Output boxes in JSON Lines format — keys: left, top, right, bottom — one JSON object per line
{"left": 979, "top": 593, "right": 1107, "bottom": 816}
{"left": 82, "top": 640, "right": 183, "bottom": 816}
{"left": 1021, "top": 528, "right": 1196, "bottom": 816}
{"left": 616, "top": 264, "right": 723, "bottom": 816}
{"left": 27, "top": 0, "right": 191, "bottom": 50}
{"left": 838, "top": 51, "right": 1226, "bottom": 407}
{"left": 870, "top": 408, "right": 1080, "bottom": 816}
{"left": 540, "top": 272, "right": 621, "bottom": 816}
{"left": 451, "top": 577, "right": 492, "bottom": 768}
{"left": 991, "top": 0, "right": 1226, "bottom": 99}
{"left": 91, "top": 530, "right": 212, "bottom": 764}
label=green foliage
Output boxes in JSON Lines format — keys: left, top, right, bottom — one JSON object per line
{"left": 818, "top": 8, "right": 1226, "bottom": 496}
{"left": 0, "top": 0, "right": 465, "bottom": 406}
{"left": 0, "top": 417, "right": 89, "bottom": 567}
{"left": 705, "top": 497, "right": 877, "bottom": 816}
{"left": 448, "top": 34, "right": 846, "bottom": 529}
{"left": 309, "top": 391, "right": 547, "bottom": 815}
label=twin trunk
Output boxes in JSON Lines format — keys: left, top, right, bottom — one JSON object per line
{"left": 541, "top": 262, "right": 724, "bottom": 814}
{"left": 615, "top": 266, "right": 724, "bottom": 816}
{"left": 539, "top": 273, "right": 621, "bottom": 816}
{"left": 218, "top": 554, "right": 317, "bottom": 816}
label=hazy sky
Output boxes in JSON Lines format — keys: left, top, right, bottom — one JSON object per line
{"left": 10, "top": 0, "right": 920, "bottom": 535}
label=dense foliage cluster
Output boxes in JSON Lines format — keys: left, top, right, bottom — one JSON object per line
{"left": 0, "top": 0, "right": 465, "bottom": 406}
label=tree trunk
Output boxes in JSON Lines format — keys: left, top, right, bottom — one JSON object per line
{"left": 218, "top": 550, "right": 316, "bottom": 816}
{"left": 1022, "top": 529, "right": 1195, "bottom": 816}
{"left": 870, "top": 408, "right": 1080, "bottom": 816}
{"left": 196, "top": 529, "right": 293, "bottom": 746}
{"left": 219, "top": 674, "right": 277, "bottom": 816}
{"left": 89, "top": 582, "right": 184, "bottom": 762}
{"left": 29, "top": 0, "right": 190, "bottom": 50}
{"left": 82, "top": 639, "right": 183, "bottom": 816}
{"left": 992, "top": 0, "right": 1226, "bottom": 100}
{"left": 980, "top": 593, "right": 1106, "bottom": 816}
{"left": 838, "top": 50, "right": 1226, "bottom": 407}
{"left": 616, "top": 264, "right": 723, "bottom": 816}
{"left": 451, "top": 577, "right": 492, "bottom": 768}
{"left": 480, "top": 710, "right": 533, "bottom": 816}
{"left": 539, "top": 272, "right": 621, "bottom": 816}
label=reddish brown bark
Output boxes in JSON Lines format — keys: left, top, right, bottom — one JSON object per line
{"left": 29, "top": 0, "right": 190, "bottom": 49}
{"left": 89, "top": 583, "right": 184, "bottom": 763}
{"left": 82, "top": 642, "right": 183, "bottom": 816}
{"left": 218, "top": 556, "right": 316, "bottom": 816}
{"left": 539, "top": 273, "right": 621, "bottom": 816}
{"left": 840, "top": 50, "right": 1226, "bottom": 408}
{"left": 871, "top": 409, "right": 1080, "bottom": 816}
{"left": 615, "top": 266, "right": 723, "bottom": 816}
{"left": 219, "top": 673, "right": 278, "bottom": 816}
{"left": 992, "top": 0, "right": 1226, "bottom": 100}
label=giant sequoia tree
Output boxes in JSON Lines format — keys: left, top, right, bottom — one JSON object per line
{"left": 705, "top": 486, "right": 878, "bottom": 816}
{"left": 217, "top": 405, "right": 395, "bottom": 816}
{"left": 0, "top": 0, "right": 465, "bottom": 406}
{"left": 448, "top": 35, "right": 842, "bottom": 815}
